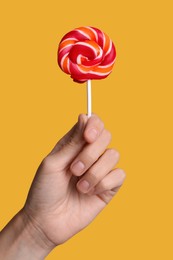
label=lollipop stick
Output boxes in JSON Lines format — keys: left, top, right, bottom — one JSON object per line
{"left": 87, "top": 80, "right": 92, "bottom": 117}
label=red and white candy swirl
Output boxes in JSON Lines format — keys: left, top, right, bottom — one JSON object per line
{"left": 57, "top": 26, "right": 116, "bottom": 83}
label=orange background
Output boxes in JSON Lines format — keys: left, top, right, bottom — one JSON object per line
{"left": 0, "top": 0, "right": 173, "bottom": 259}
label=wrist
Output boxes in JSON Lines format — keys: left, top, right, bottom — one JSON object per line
{"left": 20, "top": 208, "right": 55, "bottom": 257}
{"left": 0, "top": 209, "right": 55, "bottom": 259}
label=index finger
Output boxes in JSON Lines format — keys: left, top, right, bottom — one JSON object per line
{"left": 84, "top": 114, "right": 104, "bottom": 143}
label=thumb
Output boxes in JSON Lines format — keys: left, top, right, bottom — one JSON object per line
{"left": 48, "top": 114, "right": 88, "bottom": 169}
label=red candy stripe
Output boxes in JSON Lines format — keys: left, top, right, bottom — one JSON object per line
{"left": 57, "top": 26, "right": 116, "bottom": 83}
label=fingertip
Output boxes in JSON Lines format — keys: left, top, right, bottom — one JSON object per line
{"left": 76, "top": 179, "right": 90, "bottom": 194}
{"left": 84, "top": 128, "right": 99, "bottom": 143}
{"left": 83, "top": 114, "right": 104, "bottom": 143}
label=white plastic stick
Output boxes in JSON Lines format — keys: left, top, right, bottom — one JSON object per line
{"left": 87, "top": 80, "right": 92, "bottom": 117}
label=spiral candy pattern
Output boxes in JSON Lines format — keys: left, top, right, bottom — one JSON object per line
{"left": 57, "top": 26, "right": 116, "bottom": 83}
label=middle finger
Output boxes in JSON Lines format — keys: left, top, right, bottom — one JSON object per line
{"left": 76, "top": 148, "right": 120, "bottom": 193}
{"left": 70, "top": 129, "right": 112, "bottom": 176}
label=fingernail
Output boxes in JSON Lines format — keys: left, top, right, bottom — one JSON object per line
{"left": 71, "top": 161, "right": 85, "bottom": 175}
{"left": 77, "top": 180, "right": 90, "bottom": 193}
{"left": 87, "top": 128, "right": 98, "bottom": 141}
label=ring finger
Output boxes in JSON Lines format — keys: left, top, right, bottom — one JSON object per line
{"left": 70, "top": 129, "right": 112, "bottom": 176}
{"left": 93, "top": 168, "right": 126, "bottom": 195}
{"left": 76, "top": 149, "right": 120, "bottom": 193}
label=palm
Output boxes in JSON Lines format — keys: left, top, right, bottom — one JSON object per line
{"left": 25, "top": 164, "right": 111, "bottom": 245}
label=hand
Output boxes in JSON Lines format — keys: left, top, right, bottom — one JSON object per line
{"left": 23, "top": 114, "right": 126, "bottom": 250}
{"left": 0, "top": 114, "right": 126, "bottom": 259}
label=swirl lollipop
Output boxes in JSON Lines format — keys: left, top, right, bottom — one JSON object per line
{"left": 57, "top": 26, "right": 116, "bottom": 117}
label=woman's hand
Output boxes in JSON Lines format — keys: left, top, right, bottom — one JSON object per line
{"left": 0, "top": 114, "right": 126, "bottom": 259}
{"left": 24, "top": 114, "right": 126, "bottom": 247}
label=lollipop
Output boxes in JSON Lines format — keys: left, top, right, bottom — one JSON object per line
{"left": 57, "top": 26, "right": 116, "bottom": 117}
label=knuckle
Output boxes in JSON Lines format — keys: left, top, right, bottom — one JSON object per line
{"left": 103, "top": 129, "right": 112, "bottom": 142}
{"left": 107, "top": 148, "right": 120, "bottom": 160}
{"left": 87, "top": 168, "right": 98, "bottom": 184}
{"left": 99, "top": 180, "right": 107, "bottom": 191}
{"left": 117, "top": 169, "right": 126, "bottom": 184}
